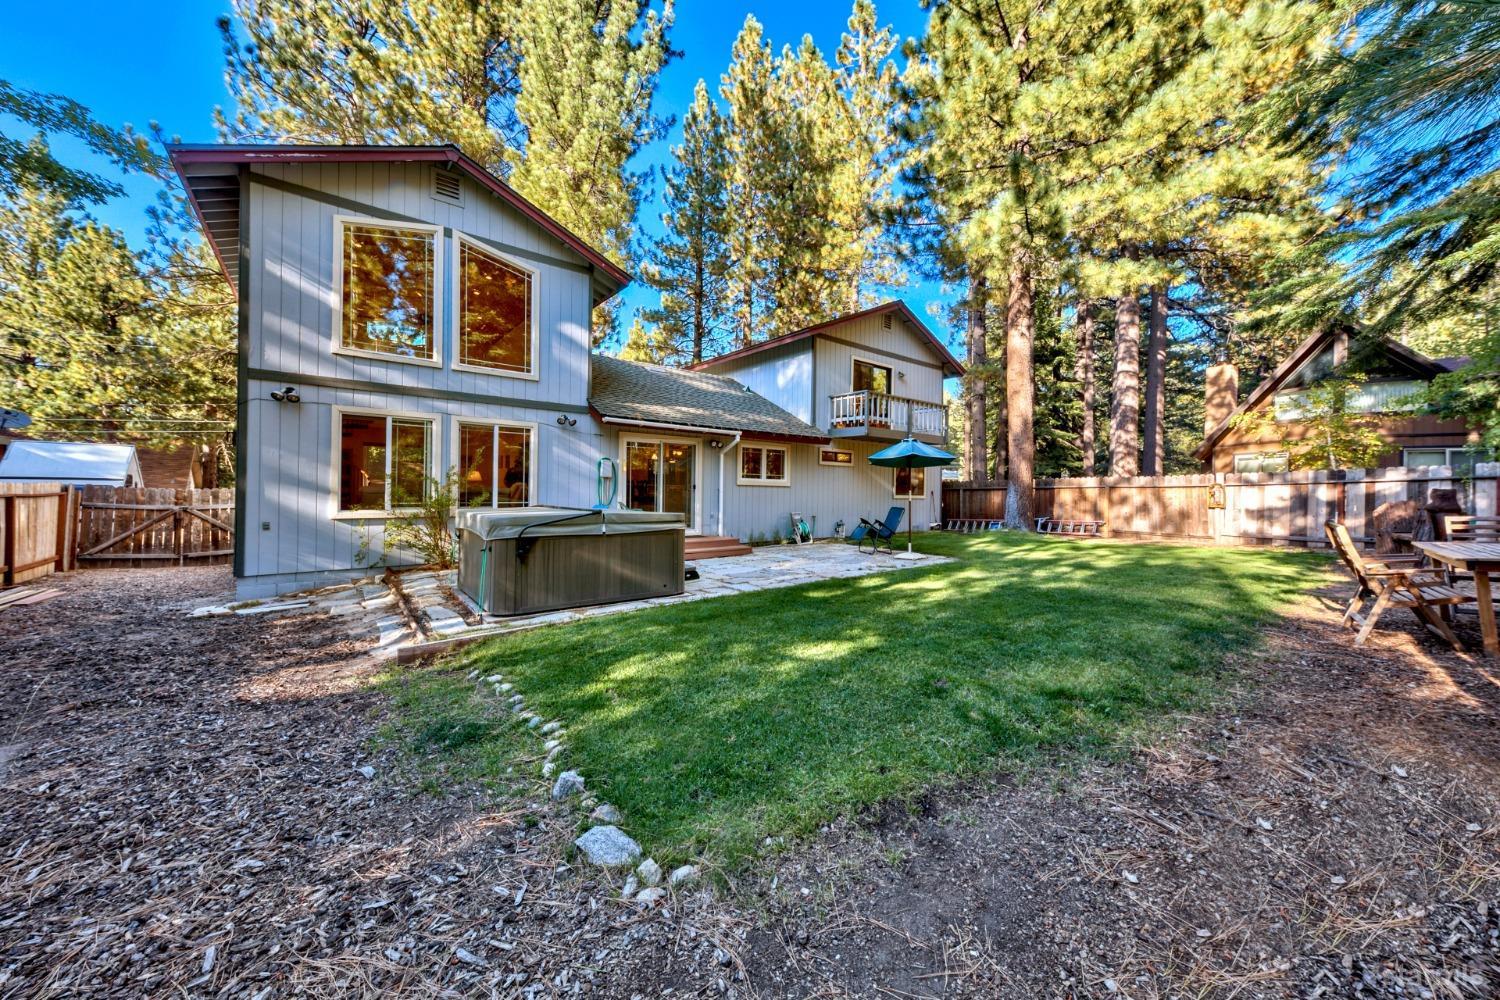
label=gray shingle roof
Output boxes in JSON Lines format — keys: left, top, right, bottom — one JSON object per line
{"left": 589, "top": 354, "right": 827, "bottom": 441}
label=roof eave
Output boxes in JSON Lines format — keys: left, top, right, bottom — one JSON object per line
{"left": 166, "top": 143, "right": 633, "bottom": 299}
{"left": 690, "top": 301, "right": 966, "bottom": 377}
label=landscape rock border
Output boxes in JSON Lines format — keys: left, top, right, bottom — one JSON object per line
{"left": 463, "top": 664, "right": 702, "bottom": 909}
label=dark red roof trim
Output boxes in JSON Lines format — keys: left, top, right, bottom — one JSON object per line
{"left": 690, "top": 301, "right": 966, "bottom": 377}
{"left": 167, "top": 144, "right": 632, "bottom": 289}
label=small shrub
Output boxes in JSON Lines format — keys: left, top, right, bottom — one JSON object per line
{"left": 385, "top": 469, "right": 462, "bottom": 568}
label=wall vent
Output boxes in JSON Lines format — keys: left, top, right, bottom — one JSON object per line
{"left": 433, "top": 169, "right": 463, "bottom": 206}
{"left": 881, "top": 312, "right": 893, "bottom": 329}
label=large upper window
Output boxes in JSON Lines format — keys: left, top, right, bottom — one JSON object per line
{"left": 459, "top": 422, "right": 532, "bottom": 507}
{"left": 894, "top": 466, "right": 926, "bottom": 499}
{"left": 739, "top": 444, "right": 789, "bottom": 486}
{"left": 338, "top": 412, "right": 433, "bottom": 512}
{"left": 852, "top": 358, "right": 892, "bottom": 395}
{"left": 336, "top": 219, "right": 440, "bottom": 363}
{"left": 458, "top": 235, "right": 537, "bottom": 376}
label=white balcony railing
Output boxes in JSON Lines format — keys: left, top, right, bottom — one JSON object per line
{"left": 829, "top": 390, "right": 947, "bottom": 438}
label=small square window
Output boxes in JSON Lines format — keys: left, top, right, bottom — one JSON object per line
{"left": 894, "top": 466, "right": 926, "bottom": 499}
{"left": 739, "top": 444, "right": 790, "bottom": 486}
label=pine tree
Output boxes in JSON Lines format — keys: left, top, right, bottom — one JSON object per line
{"left": 508, "top": 0, "right": 674, "bottom": 264}
{"left": 218, "top": 0, "right": 524, "bottom": 170}
{"left": 832, "top": 0, "right": 903, "bottom": 309}
{"left": 640, "top": 80, "right": 730, "bottom": 365}
{"left": 719, "top": 17, "right": 780, "bottom": 348}
{"left": 705, "top": 5, "right": 905, "bottom": 348}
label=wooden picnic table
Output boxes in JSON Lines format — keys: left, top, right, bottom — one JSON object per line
{"left": 1413, "top": 541, "right": 1500, "bottom": 657}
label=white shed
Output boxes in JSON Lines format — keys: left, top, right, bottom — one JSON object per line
{"left": 0, "top": 441, "right": 145, "bottom": 488}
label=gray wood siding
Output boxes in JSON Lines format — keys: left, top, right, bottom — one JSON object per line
{"left": 248, "top": 161, "right": 593, "bottom": 408}
{"left": 811, "top": 314, "right": 948, "bottom": 429}
{"left": 240, "top": 161, "right": 605, "bottom": 594}
{"left": 704, "top": 344, "right": 814, "bottom": 424}
{"left": 714, "top": 438, "right": 940, "bottom": 543}
{"left": 241, "top": 379, "right": 608, "bottom": 583}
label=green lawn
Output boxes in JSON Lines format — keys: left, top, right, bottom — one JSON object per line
{"left": 383, "top": 533, "right": 1326, "bottom": 865}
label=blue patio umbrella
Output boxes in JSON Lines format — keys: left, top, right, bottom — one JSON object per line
{"left": 867, "top": 436, "right": 956, "bottom": 558}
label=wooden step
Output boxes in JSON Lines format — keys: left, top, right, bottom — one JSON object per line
{"left": 685, "top": 536, "right": 753, "bottom": 559}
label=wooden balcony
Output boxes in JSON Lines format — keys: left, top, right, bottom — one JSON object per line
{"left": 828, "top": 391, "right": 948, "bottom": 443}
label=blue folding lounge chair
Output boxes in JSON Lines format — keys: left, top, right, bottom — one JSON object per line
{"left": 850, "top": 506, "right": 904, "bottom": 555}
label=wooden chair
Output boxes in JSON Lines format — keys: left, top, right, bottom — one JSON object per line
{"left": 1324, "top": 520, "right": 1474, "bottom": 650}
{"left": 1435, "top": 514, "right": 1500, "bottom": 544}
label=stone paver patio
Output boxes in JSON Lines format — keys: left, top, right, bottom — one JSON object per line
{"left": 187, "top": 541, "right": 949, "bottom": 655}
{"left": 400, "top": 541, "right": 950, "bottom": 645}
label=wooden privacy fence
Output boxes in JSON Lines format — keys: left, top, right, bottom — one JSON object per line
{"left": 78, "top": 486, "right": 234, "bottom": 567}
{"left": 0, "top": 482, "right": 80, "bottom": 586}
{"left": 943, "top": 464, "right": 1500, "bottom": 548}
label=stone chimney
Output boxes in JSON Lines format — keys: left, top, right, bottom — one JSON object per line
{"left": 1204, "top": 362, "right": 1239, "bottom": 435}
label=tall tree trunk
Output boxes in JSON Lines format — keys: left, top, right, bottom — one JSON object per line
{"left": 738, "top": 282, "right": 754, "bottom": 350}
{"left": 991, "top": 332, "right": 1007, "bottom": 480}
{"left": 1077, "top": 300, "right": 1096, "bottom": 476}
{"left": 1004, "top": 255, "right": 1035, "bottom": 527}
{"left": 1141, "top": 284, "right": 1168, "bottom": 475}
{"left": 692, "top": 259, "right": 705, "bottom": 364}
{"left": 964, "top": 273, "right": 990, "bottom": 481}
{"left": 1110, "top": 286, "right": 1142, "bottom": 477}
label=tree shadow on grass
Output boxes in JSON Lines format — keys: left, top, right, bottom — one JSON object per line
{"left": 451, "top": 534, "right": 1340, "bottom": 862}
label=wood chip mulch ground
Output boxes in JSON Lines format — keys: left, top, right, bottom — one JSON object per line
{"left": 1, "top": 567, "right": 1496, "bottom": 999}
{"left": 0, "top": 568, "right": 740, "bottom": 999}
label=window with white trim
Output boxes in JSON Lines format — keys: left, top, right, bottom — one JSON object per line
{"left": 1233, "top": 451, "right": 1290, "bottom": 474}
{"left": 819, "top": 448, "right": 853, "bottom": 467}
{"left": 338, "top": 412, "right": 433, "bottom": 512}
{"left": 894, "top": 466, "right": 926, "bottom": 499}
{"left": 459, "top": 422, "right": 533, "bottom": 507}
{"left": 335, "top": 219, "right": 440, "bottom": 362}
{"left": 457, "top": 235, "right": 538, "bottom": 376}
{"left": 739, "top": 444, "right": 789, "bottom": 485}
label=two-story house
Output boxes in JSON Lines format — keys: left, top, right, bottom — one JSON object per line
{"left": 172, "top": 144, "right": 961, "bottom": 597}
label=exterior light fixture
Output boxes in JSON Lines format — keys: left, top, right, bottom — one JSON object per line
{"left": 270, "top": 386, "right": 301, "bottom": 403}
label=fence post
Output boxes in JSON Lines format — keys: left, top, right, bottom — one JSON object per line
{"left": 2, "top": 495, "right": 14, "bottom": 586}
{"left": 53, "top": 488, "right": 69, "bottom": 571}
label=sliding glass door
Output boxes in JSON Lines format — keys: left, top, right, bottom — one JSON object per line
{"left": 623, "top": 439, "right": 697, "bottom": 529}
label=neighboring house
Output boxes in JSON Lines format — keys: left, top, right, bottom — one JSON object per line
{"left": 0, "top": 441, "right": 144, "bottom": 488}
{"left": 1194, "top": 326, "right": 1475, "bottom": 473}
{"left": 172, "top": 143, "right": 964, "bottom": 598}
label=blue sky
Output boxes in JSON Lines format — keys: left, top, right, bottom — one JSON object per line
{"left": 0, "top": 1, "right": 952, "bottom": 345}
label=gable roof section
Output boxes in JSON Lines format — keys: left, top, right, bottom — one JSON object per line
{"left": 167, "top": 144, "right": 632, "bottom": 306}
{"left": 1193, "top": 326, "right": 1450, "bottom": 461}
{"left": 590, "top": 355, "right": 828, "bottom": 443}
{"left": 690, "top": 301, "right": 966, "bottom": 378}
{"left": 0, "top": 440, "right": 142, "bottom": 486}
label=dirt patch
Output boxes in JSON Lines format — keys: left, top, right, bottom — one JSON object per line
{"left": 0, "top": 568, "right": 739, "bottom": 997}
{"left": 3, "top": 568, "right": 1496, "bottom": 999}
{"left": 736, "top": 595, "right": 1500, "bottom": 999}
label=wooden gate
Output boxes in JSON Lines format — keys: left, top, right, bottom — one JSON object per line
{"left": 78, "top": 486, "right": 234, "bottom": 567}
{"left": 1, "top": 483, "right": 80, "bottom": 586}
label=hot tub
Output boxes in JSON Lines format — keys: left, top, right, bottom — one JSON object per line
{"left": 456, "top": 507, "right": 685, "bottom": 616}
